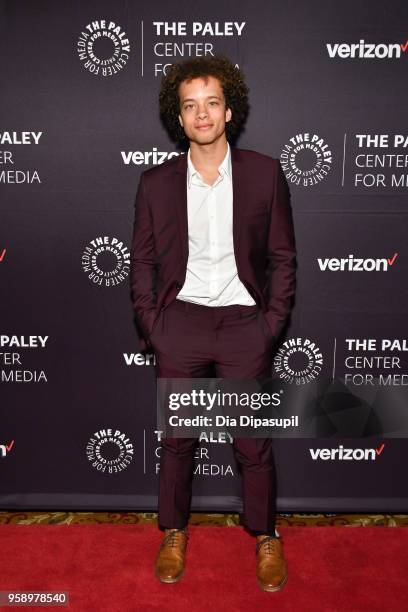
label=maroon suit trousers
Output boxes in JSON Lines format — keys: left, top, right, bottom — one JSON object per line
{"left": 150, "top": 298, "right": 277, "bottom": 533}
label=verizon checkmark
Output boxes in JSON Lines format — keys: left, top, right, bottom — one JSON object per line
{"left": 387, "top": 252, "right": 398, "bottom": 266}
{"left": 401, "top": 40, "right": 408, "bottom": 52}
{"left": 6, "top": 440, "right": 14, "bottom": 452}
{"left": 0, "top": 249, "right": 6, "bottom": 262}
{"left": 375, "top": 443, "right": 385, "bottom": 456}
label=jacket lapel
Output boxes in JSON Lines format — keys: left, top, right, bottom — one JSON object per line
{"left": 172, "top": 145, "right": 246, "bottom": 262}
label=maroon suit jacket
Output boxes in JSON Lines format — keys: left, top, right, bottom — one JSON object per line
{"left": 130, "top": 146, "right": 296, "bottom": 354}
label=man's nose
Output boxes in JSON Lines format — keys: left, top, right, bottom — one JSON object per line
{"left": 197, "top": 106, "right": 208, "bottom": 118}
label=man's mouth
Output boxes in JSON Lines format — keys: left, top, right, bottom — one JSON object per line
{"left": 196, "top": 124, "right": 213, "bottom": 130}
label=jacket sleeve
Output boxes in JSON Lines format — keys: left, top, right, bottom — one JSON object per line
{"left": 263, "top": 159, "right": 297, "bottom": 340}
{"left": 129, "top": 172, "right": 158, "bottom": 344}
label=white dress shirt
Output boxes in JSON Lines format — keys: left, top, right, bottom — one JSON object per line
{"left": 176, "top": 141, "right": 256, "bottom": 307}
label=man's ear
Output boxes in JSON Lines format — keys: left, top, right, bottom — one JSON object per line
{"left": 225, "top": 107, "right": 232, "bottom": 123}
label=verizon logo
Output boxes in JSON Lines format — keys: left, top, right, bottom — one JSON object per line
{"left": 317, "top": 253, "right": 398, "bottom": 271}
{"left": 0, "top": 440, "right": 14, "bottom": 457}
{"left": 326, "top": 40, "right": 408, "bottom": 59}
{"left": 309, "top": 443, "right": 385, "bottom": 461}
{"left": 121, "top": 148, "right": 181, "bottom": 166}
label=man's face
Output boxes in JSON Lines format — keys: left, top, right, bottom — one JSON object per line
{"left": 178, "top": 75, "right": 232, "bottom": 145}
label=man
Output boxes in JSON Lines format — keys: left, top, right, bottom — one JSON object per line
{"left": 130, "top": 54, "right": 296, "bottom": 592}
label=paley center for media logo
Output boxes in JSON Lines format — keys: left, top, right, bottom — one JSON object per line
{"left": 81, "top": 236, "right": 130, "bottom": 287}
{"left": 77, "top": 20, "right": 130, "bottom": 76}
{"left": 326, "top": 39, "right": 408, "bottom": 59}
{"left": 309, "top": 443, "right": 385, "bottom": 461}
{"left": 86, "top": 428, "right": 134, "bottom": 474}
{"left": 317, "top": 252, "right": 399, "bottom": 272}
{"left": 273, "top": 337, "right": 323, "bottom": 384}
{"left": 280, "top": 133, "right": 332, "bottom": 187}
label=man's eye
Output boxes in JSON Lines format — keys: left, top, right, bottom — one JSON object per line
{"left": 209, "top": 101, "right": 218, "bottom": 105}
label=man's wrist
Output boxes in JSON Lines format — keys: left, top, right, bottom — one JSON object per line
{"left": 137, "top": 335, "right": 153, "bottom": 355}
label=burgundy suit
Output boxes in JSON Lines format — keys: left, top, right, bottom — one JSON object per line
{"left": 130, "top": 147, "right": 296, "bottom": 354}
{"left": 130, "top": 146, "right": 297, "bottom": 532}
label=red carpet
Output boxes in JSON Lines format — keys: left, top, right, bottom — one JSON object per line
{"left": 1, "top": 525, "right": 407, "bottom": 611}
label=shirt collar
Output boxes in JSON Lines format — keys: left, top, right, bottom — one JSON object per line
{"left": 187, "top": 141, "right": 231, "bottom": 189}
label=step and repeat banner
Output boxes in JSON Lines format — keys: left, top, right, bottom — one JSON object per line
{"left": 1, "top": 0, "right": 408, "bottom": 512}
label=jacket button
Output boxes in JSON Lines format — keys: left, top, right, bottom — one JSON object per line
{"left": 175, "top": 281, "right": 182, "bottom": 289}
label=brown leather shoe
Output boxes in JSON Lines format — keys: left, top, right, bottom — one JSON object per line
{"left": 155, "top": 528, "right": 188, "bottom": 583}
{"left": 256, "top": 535, "right": 288, "bottom": 592}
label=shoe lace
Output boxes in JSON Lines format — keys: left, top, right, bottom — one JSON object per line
{"left": 256, "top": 536, "right": 279, "bottom": 556}
{"left": 162, "top": 528, "right": 188, "bottom": 548}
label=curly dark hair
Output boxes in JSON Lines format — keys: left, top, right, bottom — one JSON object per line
{"left": 159, "top": 54, "right": 249, "bottom": 148}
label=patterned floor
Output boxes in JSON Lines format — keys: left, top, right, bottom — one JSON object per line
{"left": 1, "top": 512, "right": 407, "bottom": 526}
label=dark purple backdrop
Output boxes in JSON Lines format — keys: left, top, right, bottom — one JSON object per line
{"left": 1, "top": 0, "right": 408, "bottom": 511}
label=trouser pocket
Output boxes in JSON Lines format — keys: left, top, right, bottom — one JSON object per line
{"left": 149, "top": 309, "right": 164, "bottom": 338}
{"left": 256, "top": 310, "right": 274, "bottom": 344}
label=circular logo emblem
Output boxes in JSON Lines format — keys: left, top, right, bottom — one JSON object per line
{"left": 81, "top": 236, "right": 130, "bottom": 287}
{"left": 280, "top": 133, "right": 333, "bottom": 186}
{"left": 86, "top": 428, "right": 134, "bottom": 474}
{"left": 77, "top": 20, "right": 130, "bottom": 76}
{"left": 273, "top": 337, "right": 323, "bottom": 383}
